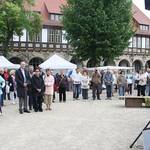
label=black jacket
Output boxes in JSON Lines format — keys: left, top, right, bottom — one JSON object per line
{"left": 15, "top": 68, "right": 29, "bottom": 98}
{"left": 58, "top": 75, "right": 68, "bottom": 89}
{"left": 31, "top": 75, "right": 45, "bottom": 95}
{"left": 8, "top": 76, "right": 15, "bottom": 92}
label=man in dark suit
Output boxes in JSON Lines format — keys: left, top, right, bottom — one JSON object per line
{"left": 15, "top": 61, "right": 30, "bottom": 114}
{"left": 27, "top": 65, "right": 34, "bottom": 110}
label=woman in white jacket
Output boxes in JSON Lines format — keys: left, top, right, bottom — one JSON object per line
{"left": 136, "top": 70, "right": 147, "bottom": 96}
{"left": 81, "top": 70, "right": 89, "bottom": 100}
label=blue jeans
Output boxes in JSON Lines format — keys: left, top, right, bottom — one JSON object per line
{"left": 0, "top": 94, "right": 2, "bottom": 106}
{"left": 119, "top": 86, "right": 125, "bottom": 96}
{"left": 73, "top": 84, "right": 80, "bottom": 99}
{"left": 145, "top": 84, "right": 150, "bottom": 96}
{"left": 0, "top": 94, "right": 2, "bottom": 113}
{"left": 106, "top": 84, "right": 112, "bottom": 98}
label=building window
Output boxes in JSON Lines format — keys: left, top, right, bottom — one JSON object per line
{"left": 48, "top": 29, "right": 62, "bottom": 43}
{"left": 35, "top": 34, "right": 41, "bottom": 42}
{"left": 28, "top": 33, "right": 41, "bottom": 42}
{"left": 55, "top": 29, "right": 62, "bottom": 43}
{"left": 49, "top": 29, "right": 55, "bottom": 43}
{"left": 140, "top": 24, "right": 149, "bottom": 31}
{"left": 133, "top": 36, "right": 136, "bottom": 48}
{"left": 129, "top": 38, "right": 132, "bottom": 47}
{"left": 145, "top": 37, "right": 150, "bottom": 49}
{"left": 49, "top": 13, "right": 62, "bottom": 21}
{"left": 142, "top": 37, "right": 146, "bottom": 48}
{"left": 137, "top": 37, "right": 142, "bottom": 48}
{"left": 55, "top": 15, "right": 59, "bottom": 21}
{"left": 50, "top": 14, "right": 55, "bottom": 20}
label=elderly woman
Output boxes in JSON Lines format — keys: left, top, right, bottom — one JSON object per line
{"left": 81, "top": 70, "right": 89, "bottom": 100}
{"left": 0, "top": 75, "right": 5, "bottom": 114}
{"left": 135, "top": 70, "right": 147, "bottom": 96}
{"left": 8, "top": 70, "right": 16, "bottom": 104}
{"left": 44, "top": 69, "right": 54, "bottom": 110}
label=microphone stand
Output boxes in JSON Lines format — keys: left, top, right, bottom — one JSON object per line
{"left": 130, "top": 121, "right": 150, "bottom": 148}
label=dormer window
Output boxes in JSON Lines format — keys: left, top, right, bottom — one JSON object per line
{"left": 50, "top": 13, "right": 62, "bottom": 21}
{"left": 140, "top": 24, "right": 149, "bottom": 31}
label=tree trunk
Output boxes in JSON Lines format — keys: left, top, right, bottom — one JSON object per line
{"left": 2, "top": 31, "right": 13, "bottom": 56}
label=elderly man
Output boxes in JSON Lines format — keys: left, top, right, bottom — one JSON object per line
{"left": 27, "top": 65, "right": 34, "bottom": 110}
{"left": 103, "top": 69, "right": 113, "bottom": 100}
{"left": 91, "top": 69, "right": 102, "bottom": 100}
{"left": 15, "top": 61, "right": 30, "bottom": 114}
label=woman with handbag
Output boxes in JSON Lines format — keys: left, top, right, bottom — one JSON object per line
{"left": 58, "top": 71, "right": 68, "bottom": 102}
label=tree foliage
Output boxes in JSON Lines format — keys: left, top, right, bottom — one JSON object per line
{"left": 62, "top": 0, "right": 134, "bottom": 66}
{"left": 0, "top": 0, "right": 42, "bottom": 56}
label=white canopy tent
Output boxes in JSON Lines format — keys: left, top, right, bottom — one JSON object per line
{"left": 39, "top": 54, "right": 77, "bottom": 70}
{"left": 0, "top": 56, "right": 20, "bottom": 69}
{"left": 87, "top": 66, "right": 133, "bottom": 71}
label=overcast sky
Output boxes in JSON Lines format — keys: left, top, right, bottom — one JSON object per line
{"left": 133, "top": 0, "right": 150, "bottom": 18}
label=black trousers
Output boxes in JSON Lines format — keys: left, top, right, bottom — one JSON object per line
{"left": 82, "top": 89, "right": 88, "bottom": 99}
{"left": 137, "top": 85, "right": 145, "bottom": 96}
{"left": 28, "top": 93, "right": 33, "bottom": 109}
{"left": 59, "top": 87, "right": 66, "bottom": 102}
{"left": 33, "top": 94, "right": 43, "bottom": 111}
{"left": 128, "top": 84, "right": 132, "bottom": 95}
{"left": 92, "top": 83, "right": 100, "bottom": 100}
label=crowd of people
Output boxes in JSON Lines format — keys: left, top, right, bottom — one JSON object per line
{"left": 1, "top": 61, "right": 150, "bottom": 115}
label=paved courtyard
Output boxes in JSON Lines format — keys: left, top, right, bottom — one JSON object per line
{"left": 0, "top": 92, "right": 150, "bottom": 150}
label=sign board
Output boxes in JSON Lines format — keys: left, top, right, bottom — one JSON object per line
{"left": 143, "top": 128, "right": 150, "bottom": 150}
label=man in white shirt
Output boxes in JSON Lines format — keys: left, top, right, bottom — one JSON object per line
{"left": 71, "top": 68, "right": 82, "bottom": 100}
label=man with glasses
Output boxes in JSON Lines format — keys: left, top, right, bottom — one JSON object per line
{"left": 31, "top": 67, "right": 45, "bottom": 112}
{"left": 15, "top": 61, "right": 30, "bottom": 114}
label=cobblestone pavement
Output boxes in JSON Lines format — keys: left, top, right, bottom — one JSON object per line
{"left": 0, "top": 91, "right": 150, "bottom": 150}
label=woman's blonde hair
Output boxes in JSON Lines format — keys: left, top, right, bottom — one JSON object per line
{"left": 10, "top": 70, "right": 15, "bottom": 75}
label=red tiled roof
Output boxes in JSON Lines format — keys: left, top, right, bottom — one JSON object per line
{"left": 26, "top": 1, "right": 150, "bottom": 32}
{"left": 43, "top": 20, "right": 63, "bottom": 27}
{"left": 133, "top": 4, "right": 150, "bottom": 25}
{"left": 24, "top": 0, "right": 44, "bottom": 12}
{"left": 136, "top": 29, "right": 150, "bottom": 36}
{"left": 44, "top": 0, "right": 66, "bottom": 14}
{"left": 26, "top": 0, "right": 66, "bottom": 14}
{"left": 24, "top": 0, "right": 66, "bottom": 26}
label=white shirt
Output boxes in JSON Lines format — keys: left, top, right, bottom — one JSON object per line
{"left": 71, "top": 72, "right": 82, "bottom": 84}
{"left": 21, "top": 68, "right": 26, "bottom": 82}
{"left": 138, "top": 74, "right": 147, "bottom": 86}
{"left": 126, "top": 74, "right": 133, "bottom": 84}
{"left": 81, "top": 75, "right": 89, "bottom": 89}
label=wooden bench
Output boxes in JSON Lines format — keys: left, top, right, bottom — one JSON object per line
{"left": 125, "top": 96, "right": 145, "bottom": 107}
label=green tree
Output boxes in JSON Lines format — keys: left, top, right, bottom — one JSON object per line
{"left": 62, "top": 0, "right": 134, "bottom": 66}
{"left": 0, "top": 0, "right": 42, "bottom": 56}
